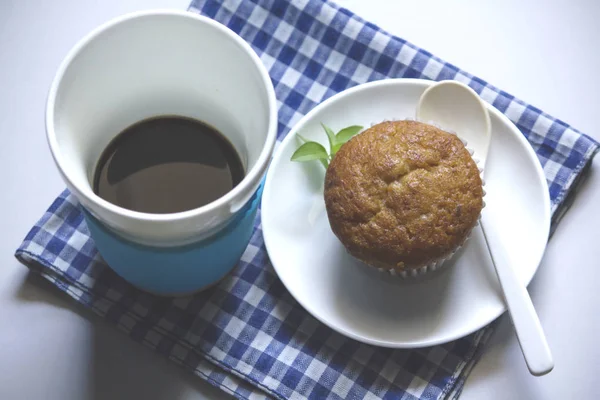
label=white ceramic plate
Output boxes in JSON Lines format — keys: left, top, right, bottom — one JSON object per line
{"left": 261, "top": 79, "right": 551, "bottom": 348}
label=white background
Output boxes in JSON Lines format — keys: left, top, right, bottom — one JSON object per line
{"left": 1, "top": 0, "right": 598, "bottom": 399}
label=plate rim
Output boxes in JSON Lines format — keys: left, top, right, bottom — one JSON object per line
{"left": 261, "top": 78, "right": 551, "bottom": 348}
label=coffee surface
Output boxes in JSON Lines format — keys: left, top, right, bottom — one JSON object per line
{"left": 93, "top": 116, "right": 244, "bottom": 214}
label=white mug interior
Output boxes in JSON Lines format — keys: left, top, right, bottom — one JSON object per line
{"left": 47, "top": 11, "right": 277, "bottom": 246}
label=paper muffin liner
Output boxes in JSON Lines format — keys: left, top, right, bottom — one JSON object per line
{"left": 361, "top": 118, "right": 486, "bottom": 279}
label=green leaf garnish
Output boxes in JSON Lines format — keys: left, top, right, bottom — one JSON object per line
{"left": 335, "top": 125, "right": 363, "bottom": 145}
{"left": 290, "top": 141, "right": 330, "bottom": 168}
{"left": 322, "top": 123, "right": 337, "bottom": 153}
{"left": 331, "top": 142, "right": 343, "bottom": 155}
{"left": 291, "top": 123, "right": 364, "bottom": 169}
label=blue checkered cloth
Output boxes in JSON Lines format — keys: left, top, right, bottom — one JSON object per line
{"left": 15, "top": 0, "right": 598, "bottom": 399}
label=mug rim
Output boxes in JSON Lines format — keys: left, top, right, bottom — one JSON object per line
{"left": 45, "top": 9, "right": 278, "bottom": 223}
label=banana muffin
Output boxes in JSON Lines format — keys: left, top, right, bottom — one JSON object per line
{"left": 324, "top": 120, "right": 483, "bottom": 275}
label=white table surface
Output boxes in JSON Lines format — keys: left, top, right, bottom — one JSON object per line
{"left": 1, "top": 0, "right": 598, "bottom": 399}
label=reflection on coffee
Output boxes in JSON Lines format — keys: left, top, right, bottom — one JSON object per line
{"left": 93, "top": 116, "right": 244, "bottom": 214}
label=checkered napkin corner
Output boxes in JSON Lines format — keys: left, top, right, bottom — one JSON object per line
{"left": 15, "top": 190, "right": 271, "bottom": 399}
{"left": 14, "top": 0, "right": 600, "bottom": 400}
{"left": 190, "top": 0, "right": 598, "bottom": 218}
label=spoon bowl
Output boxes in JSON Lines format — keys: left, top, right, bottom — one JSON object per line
{"left": 416, "top": 80, "right": 491, "bottom": 165}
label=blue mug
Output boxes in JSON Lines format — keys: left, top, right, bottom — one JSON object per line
{"left": 45, "top": 11, "right": 277, "bottom": 295}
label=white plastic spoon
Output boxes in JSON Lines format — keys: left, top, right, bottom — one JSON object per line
{"left": 416, "top": 80, "right": 554, "bottom": 376}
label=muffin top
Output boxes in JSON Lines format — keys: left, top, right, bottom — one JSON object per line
{"left": 324, "top": 120, "right": 483, "bottom": 271}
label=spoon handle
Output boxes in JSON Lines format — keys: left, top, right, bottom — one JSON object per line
{"left": 479, "top": 221, "right": 554, "bottom": 376}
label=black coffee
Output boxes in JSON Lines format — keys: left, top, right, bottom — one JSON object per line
{"left": 93, "top": 116, "right": 244, "bottom": 214}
